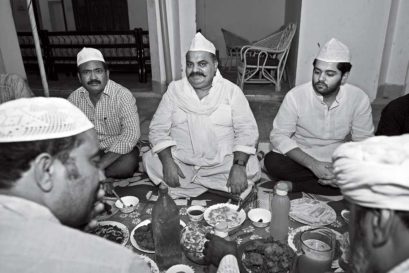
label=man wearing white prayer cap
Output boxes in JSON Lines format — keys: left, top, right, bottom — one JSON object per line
{"left": 264, "top": 38, "right": 374, "bottom": 195}
{"left": 333, "top": 135, "right": 409, "bottom": 273}
{"left": 143, "top": 32, "right": 260, "bottom": 198}
{"left": 0, "top": 97, "right": 151, "bottom": 273}
{"left": 68, "top": 47, "right": 141, "bottom": 179}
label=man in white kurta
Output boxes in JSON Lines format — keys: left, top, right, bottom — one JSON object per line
{"left": 143, "top": 33, "right": 260, "bottom": 198}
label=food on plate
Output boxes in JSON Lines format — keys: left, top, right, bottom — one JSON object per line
{"left": 289, "top": 198, "right": 336, "bottom": 225}
{"left": 134, "top": 223, "right": 155, "bottom": 251}
{"left": 207, "top": 206, "right": 241, "bottom": 228}
{"left": 181, "top": 224, "right": 212, "bottom": 264}
{"left": 241, "top": 238, "right": 295, "bottom": 273}
{"left": 90, "top": 224, "right": 125, "bottom": 244}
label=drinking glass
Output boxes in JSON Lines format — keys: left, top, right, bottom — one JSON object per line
{"left": 294, "top": 228, "right": 335, "bottom": 273}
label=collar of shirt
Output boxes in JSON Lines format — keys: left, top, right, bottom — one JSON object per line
{"left": 312, "top": 83, "right": 345, "bottom": 109}
{"left": 79, "top": 79, "right": 114, "bottom": 99}
{"left": 0, "top": 194, "right": 59, "bottom": 223}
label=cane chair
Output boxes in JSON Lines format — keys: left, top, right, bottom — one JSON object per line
{"left": 221, "top": 28, "right": 250, "bottom": 70}
{"left": 237, "top": 23, "right": 296, "bottom": 91}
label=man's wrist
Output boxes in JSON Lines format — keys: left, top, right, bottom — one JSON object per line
{"left": 233, "top": 159, "right": 247, "bottom": 167}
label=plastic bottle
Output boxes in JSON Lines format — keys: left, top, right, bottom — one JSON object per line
{"left": 270, "top": 181, "right": 290, "bottom": 242}
{"left": 214, "top": 221, "right": 230, "bottom": 240}
{"left": 151, "top": 184, "right": 182, "bottom": 270}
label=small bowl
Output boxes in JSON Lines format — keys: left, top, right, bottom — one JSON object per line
{"left": 187, "top": 205, "right": 205, "bottom": 222}
{"left": 248, "top": 208, "right": 271, "bottom": 228}
{"left": 115, "top": 196, "right": 139, "bottom": 213}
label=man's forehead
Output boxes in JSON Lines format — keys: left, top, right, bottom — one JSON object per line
{"left": 186, "top": 51, "right": 213, "bottom": 62}
{"left": 314, "top": 59, "right": 340, "bottom": 71}
{"left": 79, "top": 60, "right": 105, "bottom": 70}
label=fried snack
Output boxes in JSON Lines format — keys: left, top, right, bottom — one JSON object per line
{"left": 133, "top": 223, "right": 155, "bottom": 251}
{"left": 242, "top": 238, "right": 294, "bottom": 273}
{"left": 91, "top": 224, "right": 125, "bottom": 244}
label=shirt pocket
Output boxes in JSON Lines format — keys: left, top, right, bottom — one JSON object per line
{"left": 210, "top": 104, "right": 232, "bottom": 126}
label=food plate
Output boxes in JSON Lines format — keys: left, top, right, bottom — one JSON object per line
{"left": 166, "top": 264, "right": 195, "bottom": 273}
{"left": 204, "top": 203, "right": 246, "bottom": 231}
{"left": 238, "top": 238, "right": 295, "bottom": 273}
{"left": 288, "top": 226, "right": 342, "bottom": 268}
{"left": 130, "top": 219, "right": 186, "bottom": 253}
{"left": 140, "top": 255, "right": 160, "bottom": 273}
{"left": 97, "top": 199, "right": 119, "bottom": 220}
{"left": 341, "top": 210, "right": 350, "bottom": 224}
{"left": 91, "top": 220, "right": 129, "bottom": 246}
{"left": 289, "top": 198, "right": 336, "bottom": 226}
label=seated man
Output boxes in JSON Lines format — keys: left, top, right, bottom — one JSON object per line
{"left": 264, "top": 38, "right": 374, "bottom": 195}
{"left": 0, "top": 97, "right": 151, "bottom": 273}
{"left": 0, "top": 73, "right": 34, "bottom": 103}
{"left": 143, "top": 33, "right": 260, "bottom": 198}
{"left": 205, "top": 134, "right": 409, "bottom": 273}
{"left": 68, "top": 47, "right": 140, "bottom": 179}
{"left": 376, "top": 93, "right": 409, "bottom": 136}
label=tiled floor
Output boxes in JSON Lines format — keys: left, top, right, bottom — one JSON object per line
{"left": 27, "top": 67, "right": 389, "bottom": 144}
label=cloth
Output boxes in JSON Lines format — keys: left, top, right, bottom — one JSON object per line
{"left": 316, "top": 38, "right": 351, "bottom": 63}
{"left": 0, "top": 97, "right": 94, "bottom": 142}
{"left": 270, "top": 81, "right": 374, "bottom": 162}
{"left": 217, "top": 255, "right": 240, "bottom": 273}
{"left": 68, "top": 80, "right": 140, "bottom": 154}
{"left": 264, "top": 151, "right": 341, "bottom": 195}
{"left": 332, "top": 134, "right": 409, "bottom": 211}
{"left": 0, "top": 73, "right": 34, "bottom": 104}
{"left": 77, "top": 47, "right": 105, "bottom": 66}
{"left": 144, "top": 70, "right": 260, "bottom": 197}
{"left": 0, "top": 195, "right": 151, "bottom": 273}
{"left": 189, "top": 32, "right": 216, "bottom": 54}
{"left": 376, "top": 94, "right": 409, "bottom": 136}
{"left": 388, "top": 257, "right": 409, "bottom": 273}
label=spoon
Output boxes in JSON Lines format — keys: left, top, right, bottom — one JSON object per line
{"left": 112, "top": 189, "right": 126, "bottom": 208}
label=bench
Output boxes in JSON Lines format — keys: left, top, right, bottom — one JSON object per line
{"left": 17, "top": 28, "right": 150, "bottom": 82}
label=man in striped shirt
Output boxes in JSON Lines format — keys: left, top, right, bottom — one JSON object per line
{"left": 68, "top": 47, "right": 140, "bottom": 179}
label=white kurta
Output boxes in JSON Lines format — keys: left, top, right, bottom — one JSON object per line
{"left": 143, "top": 72, "right": 260, "bottom": 198}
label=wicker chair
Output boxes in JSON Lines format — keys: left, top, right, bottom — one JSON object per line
{"left": 237, "top": 23, "right": 297, "bottom": 91}
{"left": 221, "top": 28, "right": 250, "bottom": 70}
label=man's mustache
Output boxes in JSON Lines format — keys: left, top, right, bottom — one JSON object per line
{"left": 87, "top": 80, "right": 101, "bottom": 85}
{"left": 316, "top": 81, "right": 327, "bottom": 87}
{"left": 189, "top": 72, "right": 205, "bottom": 78}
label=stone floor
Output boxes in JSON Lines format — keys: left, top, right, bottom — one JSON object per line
{"left": 27, "top": 67, "right": 389, "bottom": 144}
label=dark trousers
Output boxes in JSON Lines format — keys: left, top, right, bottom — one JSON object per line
{"left": 101, "top": 146, "right": 140, "bottom": 179}
{"left": 264, "top": 151, "right": 340, "bottom": 196}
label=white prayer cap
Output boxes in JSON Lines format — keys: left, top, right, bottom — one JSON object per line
{"left": 0, "top": 97, "right": 94, "bottom": 142}
{"left": 189, "top": 33, "right": 216, "bottom": 54}
{"left": 316, "top": 38, "right": 351, "bottom": 63}
{"left": 77, "top": 47, "right": 105, "bottom": 66}
{"left": 332, "top": 135, "right": 409, "bottom": 211}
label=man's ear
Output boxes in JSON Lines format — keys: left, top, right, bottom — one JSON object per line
{"left": 77, "top": 72, "right": 82, "bottom": 83}
{"left": 33, "top": 153, "right": 54, "bottom": 192}
{"left": 371, "top": 209, "right": 394, "bottom": 247}
{"left": 341, "top": 71, "right": 350, "bottom": 85}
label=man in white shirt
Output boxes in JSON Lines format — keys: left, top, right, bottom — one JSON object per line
{"left": 264, "top": 38, "right": 374, "bottom": 195}
{"left": 143, "top": 33, "right": 260, "bottom": 198}
{"left": 0, "top": 98, "right": 151, "bottom": 273}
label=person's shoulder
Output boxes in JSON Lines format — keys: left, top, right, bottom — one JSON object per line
{"left": 343, "top": 83, "right": 369, "bottom": 97}
{"left": 68, "top": 87, "right": 85, "bottom": 101}
{"left": 284, "top": 82, "right": 312, "bottom": 100}
{"left": 386, "top": 93, "right": 409, "bottom": 108}
{"left": 108, "top": 80, "right": 133, "bottom": 96}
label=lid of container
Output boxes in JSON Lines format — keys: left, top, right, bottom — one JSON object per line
{"left": 275, "top": 182, "right": 289, "bottom": 196}
{"left": 215, "top": 221, "right": 228, "bottom": 231}
{"left": 159, "top": 183, "right": 168, "bottom": 194}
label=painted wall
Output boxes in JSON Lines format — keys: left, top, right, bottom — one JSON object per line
{"left": 128, "top": 0, "right": 149, "bottom": 29}
{"left": 0, "top": 1, "right": 26, "bottom": 77}
{"left": 296, "top": 0, "right": 391, "bottom": 101}
{"left": 196, "top": 0, "right": 286, "bottom": 61}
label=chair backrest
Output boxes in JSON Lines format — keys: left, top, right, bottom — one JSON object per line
{"left": 221, "top": 28, "right": 250, "bottom": 49}
{"left": 253, "top": 23, "right": 297, "bottom": 51}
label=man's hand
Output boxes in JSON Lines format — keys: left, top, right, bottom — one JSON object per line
{"left": 84, "top": 185, "right": 105, "bottom": 231}
{"left": 203, "top": 233, "right": 238, "bottom": 267}
{"left": 162, "top": 159, "right": 185, "bottom": 187}
{"left": 309, "top": 160, "right": 335, "bottom": 180}
{"left": 227, "top": 164, "right": 248, "bottom": 195}
{"left": 318, "top": 178, "right": 338, "bottom": 188}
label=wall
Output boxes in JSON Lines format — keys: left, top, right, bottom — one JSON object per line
{"left": 11, "top": 0, "right": 32, "bottom": 31}
{"left": 0, "top": 1, "right": 26, "bottom": 77}
{"left": 296, "top": 0, "right": 391, "bottom": 101}
{"left": 284, "top": 0, "right": 301, "bottom": 88}
{"left": 196, "top": 0, "right": 286, "bottom": 61}
{"left": 128, "top": 0, "right": 149, "bottom": 29}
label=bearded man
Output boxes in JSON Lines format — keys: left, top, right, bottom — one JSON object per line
{"left": 333, "top": 134, "right": 409, "bottom": 273}
{"left": 143, "top": 33, "right": 260, "bottom": 198}
{"left": 264, "top": 38, "right": 374, "bottom": 195}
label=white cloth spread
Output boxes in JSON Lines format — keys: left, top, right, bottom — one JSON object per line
{"left": 333, "top": 134, "right": 409, "bottom": 211}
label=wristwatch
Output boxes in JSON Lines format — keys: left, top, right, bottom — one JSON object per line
{"left": 233, "top": 159, "right": 247, "bottom": 167}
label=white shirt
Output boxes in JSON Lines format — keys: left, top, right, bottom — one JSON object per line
{"left": 270, "top": 82, "right": 374, "bottom": 162}
{"left": 149, "top": 74, "right": 258, "bottom": 167}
